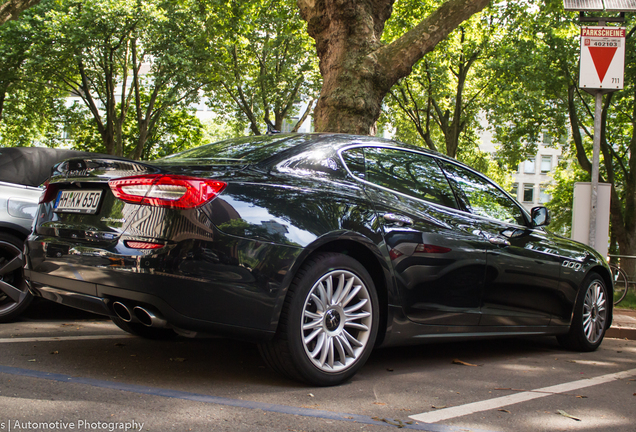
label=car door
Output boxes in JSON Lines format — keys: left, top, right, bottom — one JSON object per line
{"left": 341, "top": 146, "right": 490, "bottom": 326}
{"left": 440, "top": 161, "right": 563, "bottom": 327}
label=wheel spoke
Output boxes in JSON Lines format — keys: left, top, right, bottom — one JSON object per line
{"left": 344, "top": 298, "right": 368, "bottom": 314}
{"left": 343, "top": 329, "right": 363, "bottom": 347}
{"left": 304, "top": 310, "right": 322, "bottom": 321}
{"left": 310, "top": 333, "right": 326, "bottom": 359}
{"left": 327, "top": 337, "right": 335, "bottom": 368}
{"left": 303, "top": 317, "right": 322, "bottom": 331}
{"left": 324, "top": 276, "right": 334, "bottom": 305}
{"left": 319, "top": 335, "right": 331, "bottom": 366}
{"left": 597, "top": 300, "right": 606, "bottom": 312}
{"left": 304, "top": 328, "right": 321, "bottom": 345}
{"left": 333, "top": 276, "right": 354, "bottom": 306}
{"left": 0, "top": 280, "right": 23, "bottom": 302}
{"left": 337, "top": 333, "right": 355, "bottom": 357}
{"left": 310, "top": 293, "right": 325, "bottom": 312}
{"left": 331, "top": 273, "right": 345, "bottom": 306}
{"left": 583, "top": 315, "right": 593, "bottom": 339}
{"left": 596, "top": 293, "right": 606, "bottom": 310}
{"left": 594, "top": 284, "right": 601, "bottom": 304}
{"left": 333, "top": 336, "right": 346, "bottom": 365}
{"left": 345, "top": 311, "right": 371, "bottom": 322}
{"left": 0, "top": 255, "right": 22, "bottom": 276}
{"left": 342, "top": 285, "right": 362, "bottom": 308}
{"left": 582, "top": 311, "right": 592, "bottom": 327}
{"left": 344, "top": 321, "right": 369, "bottom": 331}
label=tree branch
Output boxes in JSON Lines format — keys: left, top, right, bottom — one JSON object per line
{"left": 377, "top": 0, "right": 489, "bottom": 83}
{"left": 292, "top": 98, "right": 315, "bottom": 132}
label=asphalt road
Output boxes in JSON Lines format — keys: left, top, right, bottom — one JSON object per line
{"left": 1, "top": 301, "right": 635, "bottom": 432}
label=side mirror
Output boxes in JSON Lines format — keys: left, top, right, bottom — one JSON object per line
{"left": 531, "top": 206, "right": 551, "bottom": 227}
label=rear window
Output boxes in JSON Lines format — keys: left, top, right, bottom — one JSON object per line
{"left": 156, "top": 135, "right": 315, "bottom": 165}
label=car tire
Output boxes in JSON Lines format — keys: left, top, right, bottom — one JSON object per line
{"left": 557, "top": 272, "right": 609, "bottom": 352}
{"left": 0, "top": 233, "right": 33, "bottom": 323}
{"left": 259, "top": 252, "right": 379, "bottom": 386}
{"left": 111, "top": 316, "right": 178, "bottom": 340}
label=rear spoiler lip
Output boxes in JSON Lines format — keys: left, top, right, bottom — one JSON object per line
{"left": 48, "top": 157, "right": 165, "bottom": 183}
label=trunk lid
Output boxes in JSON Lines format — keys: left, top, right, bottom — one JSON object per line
{"left": 36, "top": 157, "right": 163, "bottom": 243}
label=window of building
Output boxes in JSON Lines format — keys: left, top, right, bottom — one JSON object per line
{"left": 539, "top": 185, "right": 551, "bottom": 204}
{"left": 523, "top": 184, "right": 534, "bottom": 203}
{"left": 510, "top": 182, "right": 518, "bottom": 199}
{"left": 524, "top": 158, "right": 535, "bottom": 174}
{"left": 540, "top": 155, "right": 552, "bottom": 173}
{"left": 542, "top": 133, "right": 552, "bottom": 145}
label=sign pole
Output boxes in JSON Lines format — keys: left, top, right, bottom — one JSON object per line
{"left": 589, "top": 16, "right": 605, "bottom": 249}
{"left": 589, "top": 91, "right": 602, "bottom": 248}
{"left": 564, "top": 1, "right": 632, "bottom": 254}
{"left": 576, "top": 18, "right": 625, "bottom": 252}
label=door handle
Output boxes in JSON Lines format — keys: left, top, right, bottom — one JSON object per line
{"left": 473, "top": 229, "right": 511, "bottom": 247}
{"left": 488, "top": 237, "right": 510, "bottom": 247}
{"left": 383, "top": 213, "right": 413, "bottom": 226}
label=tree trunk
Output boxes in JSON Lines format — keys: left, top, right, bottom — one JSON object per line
{"left": 0, "top": 85, "right": 6, "bottom": 120}
{"left": 0, "top": 0, "right": 39, "bottom": 25}
{"left": 298, "top": 0, "right": 490, "bottom": 134}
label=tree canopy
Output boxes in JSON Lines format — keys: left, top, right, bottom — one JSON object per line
{"left": 203, "top": 0, "right": 320, "bottom": 135}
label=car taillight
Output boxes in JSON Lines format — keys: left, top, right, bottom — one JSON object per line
{"left": 414, "top": 244, "right": 452, "bottom": 254}
{"left": 39, "top": 180, "right": 59, "bottom": 204}
{"left": 109, "top": 175, "right": 226, "bottom": 209}
{"left": 124, "top": 240, "right": 164, "bottom": 249}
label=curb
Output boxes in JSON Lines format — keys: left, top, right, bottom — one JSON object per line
{"left": 606, "top": 327, "right": 636, "bottom": 340}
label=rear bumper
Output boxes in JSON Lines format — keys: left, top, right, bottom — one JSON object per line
{"left": 25, "top": 274, "right": 275, "bottom": 342}
{"left": 24, "top": 232, "right": 303, "bottom": 342}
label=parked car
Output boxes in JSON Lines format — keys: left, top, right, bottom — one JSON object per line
{"left": 0, "top": 147, "right": 94, "bottom": 322}
{"left": 23, "top": 134, "right": 612, "bottom": 385}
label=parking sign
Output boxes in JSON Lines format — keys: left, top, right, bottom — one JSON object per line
{"left": 579, "top": 26, "right": 625, "bottom": 90}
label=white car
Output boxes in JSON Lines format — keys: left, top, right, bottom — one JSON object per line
{"left": 0, "top": 147, "right": 91, "bottom": 321}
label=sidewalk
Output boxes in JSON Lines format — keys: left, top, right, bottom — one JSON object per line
{"left": 607, "top": 308, "right": 636, "bottom": 340}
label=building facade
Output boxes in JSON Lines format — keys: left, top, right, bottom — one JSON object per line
{"left": 510, "top": 142, "right": 562, "bottom": 212}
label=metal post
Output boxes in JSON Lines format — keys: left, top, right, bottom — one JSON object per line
{"left": 589, "top": 91, "right": 602, "bottom": 248}
{"left": 589, "top": 17, "right": 606, "bottom": 250}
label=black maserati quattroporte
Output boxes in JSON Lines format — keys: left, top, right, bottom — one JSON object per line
{"left": 23, "top": 133, "right": 612, "bottom": 385}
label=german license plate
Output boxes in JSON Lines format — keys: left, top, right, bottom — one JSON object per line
{"left": 54, "top": 190, "right": 103, "bottom": 214}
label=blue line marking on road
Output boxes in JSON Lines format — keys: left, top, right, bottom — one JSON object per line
{"left": 0, "top": 365, "right": 499, "bottom": 432}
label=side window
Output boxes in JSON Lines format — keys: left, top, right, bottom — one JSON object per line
{"left": 441, "top": 161, "right": 527, "bottom": 226}
{"left": 341, "top": 148, "right": 366, "bottom": 179}
{"left": 275, "top": 152, "right": 344, "bottom": 178}
{"left": 362, "top": 147, "right": 458, "bottom": 209}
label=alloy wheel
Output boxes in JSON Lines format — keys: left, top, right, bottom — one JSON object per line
{"left": 301, "top": 270, "right": 373, "bottom": 373}
{"left": 0, "top": 239, "right": 30, "bottom": 319}
{"left": 582, "top": 280, "right": 607, "bottom": 344}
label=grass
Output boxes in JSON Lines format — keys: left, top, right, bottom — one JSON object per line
{"left": 614, "top": 287, "right": 636, "bottom": 309}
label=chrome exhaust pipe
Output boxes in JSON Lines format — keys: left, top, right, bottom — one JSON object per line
{"left": 113, "top": 301, "right": 132, "bottom": 322}
{"left": 133, "top": 306, "right": 167, "bottom": 328}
